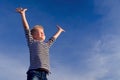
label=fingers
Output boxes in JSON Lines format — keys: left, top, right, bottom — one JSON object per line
{"left": 24, "top": 8, "right": 27, "bottom": 11}
{"left": 16, "top": 7, "right": 27, "bottom": 13}
{"left": 56, "top": 25, "right": 65, "bottom": 32}
{"left": 56, "top": 25, "right": 60, "bottom": 28}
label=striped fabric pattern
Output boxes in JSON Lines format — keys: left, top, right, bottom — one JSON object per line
{"left": 24, "top": 29, "right": 55, "bottom": 72}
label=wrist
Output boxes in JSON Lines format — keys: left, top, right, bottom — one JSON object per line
{"left": 20, "top": 13, "right": 25, "bottom": 16}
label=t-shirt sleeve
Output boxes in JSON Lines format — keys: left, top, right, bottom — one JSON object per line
{"left": 24, "top": 29, "right": 33, "bottom": 46}
{"left": 46, "top": 37, "right": 56, "bottom": 47}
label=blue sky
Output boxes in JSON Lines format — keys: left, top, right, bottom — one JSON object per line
{"left": 0, "top": 0, "right": 120, "bottom": 80}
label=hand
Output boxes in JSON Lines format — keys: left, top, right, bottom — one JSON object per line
{"left": 16, "top": 7, "right": 27, "bottom": 14}
{"left": 56, "top": 25, "right": 65, "bottom": 32}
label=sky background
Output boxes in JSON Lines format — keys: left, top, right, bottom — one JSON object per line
{"left": 0, "top": 0, "right": 120, "bottom": 80}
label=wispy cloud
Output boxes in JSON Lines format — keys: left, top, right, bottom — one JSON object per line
{"left": 48, "top": 0, "right": 120, "bottom": 80}
{"left": 48, "top": 34, "right": 120, "bottom": 80}
{"left": 0, "top": 53, "right": 27, "bottom": 80}
{"left": 1, "top": 0, "right": 120, "bottom": 80}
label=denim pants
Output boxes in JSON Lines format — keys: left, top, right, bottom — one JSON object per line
{"left": 27, "top": 69, "right": 48, "bottom": 80}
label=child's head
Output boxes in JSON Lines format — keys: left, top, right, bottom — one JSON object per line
{"left": 31, "top": 25, "right": 46, "bottom": 41}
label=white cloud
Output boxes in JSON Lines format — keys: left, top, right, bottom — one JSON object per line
{"left": 48, "top": 0, "right": 120, "bottom": 79}
{"left": 1, "top": 0, "right": 120, "bottom": 80}
{"left": 48, "top": 34, "right": 120, "bottom": 80}
{"left": 0, "top": 53, "right": 27, "bottom": 80}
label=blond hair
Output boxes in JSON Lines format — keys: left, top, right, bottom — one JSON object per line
{"left": 31, "top": 25, "right": 44, "bottom": 35}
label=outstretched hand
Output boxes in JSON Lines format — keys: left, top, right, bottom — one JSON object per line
{"left": 56, "top": 25, "right": 65, "bottom": 32}
{"left": 16, "top": 7, "right": 27, "bottom": 14}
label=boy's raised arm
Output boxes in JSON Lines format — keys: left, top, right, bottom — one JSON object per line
{"left": 16, "top": 8, "right": 30, "bottom": 30}
{"left": 53, "top": 25, "right": 65, "bottom": 39}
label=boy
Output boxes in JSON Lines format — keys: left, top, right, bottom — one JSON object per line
{"left": 16, "top": 8, "right": 65, "bottom": 80}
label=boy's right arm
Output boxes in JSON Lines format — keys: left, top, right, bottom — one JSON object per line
{"left": 16, "top": 8, "right": 33, "bottom": 45}
{"left": 16, "top": 8, "right": 29, "bottom": 30}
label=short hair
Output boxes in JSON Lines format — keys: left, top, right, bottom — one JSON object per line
{"left": 31, "top": 25, "right": 44, "bottom": 35}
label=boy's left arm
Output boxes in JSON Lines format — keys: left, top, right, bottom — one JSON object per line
{"left": 53, "top": 25, "right": 65, "bottom": 39}
{"left": 47, "top": 25, "right": 65, "bottom": 46}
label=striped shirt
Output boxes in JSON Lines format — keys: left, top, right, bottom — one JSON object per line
{"left": 24, "top": 29, "right": 55, "bottom": 72}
